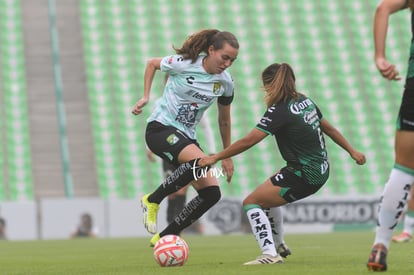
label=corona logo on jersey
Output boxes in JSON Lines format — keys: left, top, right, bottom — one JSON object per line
{"left": 290, "top": 98, "right": 314, "bottom": 114}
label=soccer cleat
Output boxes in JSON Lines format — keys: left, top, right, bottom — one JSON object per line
{"left": 391, "top": 231, "right": 412, "bottom": 243}
{"left": 150, "top": 233, "right": 160, "bottom": 247}
{"left": 243, "top": 254, "right": 284, "bottom": 265}
{"left": 141, "top": 194, "right": 159, "bottom": 234}
{"left": 367, "top": 243, "right": 388, "bottom": 272}
{"left": 277, "top": 243, "right": 292, "bottom": 258}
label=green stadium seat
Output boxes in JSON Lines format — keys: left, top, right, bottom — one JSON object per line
{"left": 79, "top": 0, "right": 407, "bottom": 198}
{"left": 0, "top": 0, "right": 33, "bottom": 201}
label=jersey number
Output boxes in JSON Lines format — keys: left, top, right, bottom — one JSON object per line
{"left": 317, "top": 127, "right": 329, "bottom": 174}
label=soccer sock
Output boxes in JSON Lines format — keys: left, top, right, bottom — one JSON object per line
{"left": 264, "top": 207, "right": 284, "bottom": 247}
{"left": 160, "top": 186, "right": 220, "bottom": 236}
{"left": 375, "top": 167, "right": 414, "bottom": 249}
{"left": 148, "top": 159, "right": 208, "bottom": 204}
{"left": 167, "top": 195, "right": 187, "bottom": 224}
{"left": 403, "top": 210, "right": 414, "bottom": 235}
{"left": 244, "top": 204, "right": 277, "bottom": 257}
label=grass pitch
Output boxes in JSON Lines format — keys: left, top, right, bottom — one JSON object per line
{"left": 0, "top": 231, "right": 413, "bottom": 274}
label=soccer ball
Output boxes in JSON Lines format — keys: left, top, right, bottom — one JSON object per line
{"left": 153, "top": 235, "right": 189, "bottom": 267}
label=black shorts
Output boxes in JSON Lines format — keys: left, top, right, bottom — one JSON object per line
{"left": 270, "top": 167, "right": 324, "bottom": 203}
{"left": 145, "top": 121, "right": 202, "bottom": 166}
{"left": 397, "top": 86, "right": 414, "bottom": 131}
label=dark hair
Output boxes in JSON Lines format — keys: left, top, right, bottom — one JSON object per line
{"left": 262, "top": 63, "right": 299, "bottom": 107}
{"left": 80, "top": 213, "right": 93, "bottom": 231}
{"left": 174, "top": 29, "right": 239, "bottom": 63}
{"left": 409, "top": 0, "right": 414, "bottom": 11}
{"left": 0, "top": 218, "right": 5, "bottom": 226}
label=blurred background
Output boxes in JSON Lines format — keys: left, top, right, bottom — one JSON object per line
{"left": 0, "top": 0, "right": 409, "bottom": 240}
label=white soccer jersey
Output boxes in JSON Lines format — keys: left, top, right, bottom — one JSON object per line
{"left": 147, "top": 54, "right": 234, "bottom": 139}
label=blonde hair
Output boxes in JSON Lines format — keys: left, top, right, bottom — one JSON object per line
{"left": 174, "top": 29, "right": 239, "bottom": 63}
{"left": 262, "top": 63, "right": 299, "bottom": 108}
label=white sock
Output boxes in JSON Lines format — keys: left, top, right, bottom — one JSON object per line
{"left": 264, "top": 207, "right": 284, "bottom": 247}
{"left": 375, "top": 168, "right": 414, "bottom": 249}
{"left": 403, "top": 211, "right": 414, "bottom": 235}
{"left": 246, "top": 206, "right": 277, "bottom": 257}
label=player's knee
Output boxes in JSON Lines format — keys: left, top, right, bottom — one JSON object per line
{"left": 242, "top": 194, "right": 257, "bottom": 207}
{"left": 198, "top": 185, "right": 221, "bottom": 206}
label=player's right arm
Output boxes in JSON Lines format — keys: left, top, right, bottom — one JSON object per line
{"left": 132, "top": 57, "right": 162, "bottom": 115}
{"left": 198, "top": 128, "right": 268, "bottom": 167}
{"left": 373, "top": 0, "right": 407, "bottom": 81}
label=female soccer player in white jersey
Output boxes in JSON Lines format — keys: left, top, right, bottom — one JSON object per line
{"left": 131, "top": 29, "right": 239, "bottom": 246}
{"left": 199, "top": 63, "right": 366, "bottom": 265}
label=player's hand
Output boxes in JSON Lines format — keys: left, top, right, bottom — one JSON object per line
{"left": 350, "top": 150, "right": 366, "bottom": 165}
{"left": 146, "top": 150, "right": 156, "bottom": 162}
{"left": 221, "top": 158, "right": 234, "bottom": 183}
{"left": 375, "top": 57, "right": 401, "bottom": 81}
{"left": 198, "top": 155, "right": 217, "bottom": 167}
{"left": 131, "top": 97, "right": 149, "bottom": 115}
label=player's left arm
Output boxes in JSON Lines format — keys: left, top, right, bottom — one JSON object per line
{"left": 320, "top": 118, "right": 366, "bottom": 165}
{"left": 217, "top": 102, "right": 234, "bottom": 182}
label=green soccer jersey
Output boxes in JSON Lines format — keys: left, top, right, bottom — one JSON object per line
{"left": 407, "top": 12, "right": 414, "bottom": 80}
{"left": 256, "top": 95, "right": 329, "bottom": 185}
{"left": 147, "top": 54, "right": 234, "bottom": 139}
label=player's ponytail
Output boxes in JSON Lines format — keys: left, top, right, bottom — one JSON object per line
{"left": 262, "top": 63, "right": 298, "bottom": 108}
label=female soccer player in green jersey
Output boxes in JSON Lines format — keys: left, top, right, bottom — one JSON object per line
{"left": 367, "top": 0, "right": 414, "bottom": 271}
{"left": 199, "top": 62, "right": 366, "bottom": 265}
